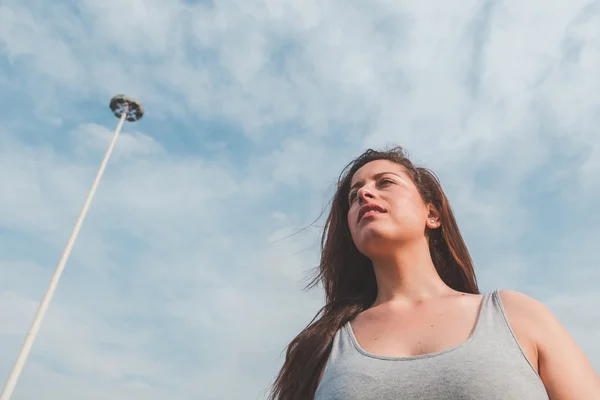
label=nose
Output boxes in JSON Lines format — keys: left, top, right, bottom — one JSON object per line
{"left": 357, "top": 186, "right": 375, "bottom": 205}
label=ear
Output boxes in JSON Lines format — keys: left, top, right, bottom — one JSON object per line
{"left": 426, "top": 204, "right": 441, "bottom": 229}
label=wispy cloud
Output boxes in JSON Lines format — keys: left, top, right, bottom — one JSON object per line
{"left": 1, "top": 0, "right": 599, "bottom": 398}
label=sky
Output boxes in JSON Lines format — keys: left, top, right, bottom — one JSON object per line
{"left": 0, "top": 0, "right": 599, "bottom": 398}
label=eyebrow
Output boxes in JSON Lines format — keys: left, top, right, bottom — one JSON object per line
{"left": 349, "top": 172, "right": 404, "bottom": 192}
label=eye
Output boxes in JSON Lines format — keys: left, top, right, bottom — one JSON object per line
{"left": 378, "top": 178, "right": 395, "bottom": 187}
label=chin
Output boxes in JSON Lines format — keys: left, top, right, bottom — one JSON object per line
{"left": 354, "top": 225, "right": 417, "bottom": 254}
{"left": 355, "top": 228, "right": 397, "bottom": 252}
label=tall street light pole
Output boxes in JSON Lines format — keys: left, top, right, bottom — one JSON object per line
{"left": 0, "top": 95, "right": 144, "bottom": 400}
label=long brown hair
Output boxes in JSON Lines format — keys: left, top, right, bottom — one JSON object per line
{"left": 269, "top": 146, "right": 479, "bottom": 399}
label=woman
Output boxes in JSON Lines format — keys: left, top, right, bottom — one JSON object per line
{"left": 269, "top": 147, "right": 600, "bottom": 399}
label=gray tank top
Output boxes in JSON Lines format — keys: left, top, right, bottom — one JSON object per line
{"left": 314, "top": 291, "right": 549, "bottom": 399}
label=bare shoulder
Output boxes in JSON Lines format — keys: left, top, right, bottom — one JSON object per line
{"left": 498, "top": 289, "right": 576, "bottom": 351}
{"left": 497, "top": 289, "right": 553, "bottom": 332}
{"left": 498, "top": 289, "right": 600, "bottom": 398}
{"left": 498, "top": 289, "right": 547, "bottom": 314}
{"left": 497, "top": 289, "right": 573, "bottom": 343}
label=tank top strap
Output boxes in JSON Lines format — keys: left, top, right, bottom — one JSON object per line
{"left": 472, "top": 290, "right": 528, "bottom": 353}
{"left": 471, "top": 290, "right": 505, "bottom": 336}
{"left": 329, "top": 321, "right": 357, "bottom": 362}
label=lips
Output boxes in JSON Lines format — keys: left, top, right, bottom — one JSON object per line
{"left": 358, "top": 203, "right": 387, "bottom": 223}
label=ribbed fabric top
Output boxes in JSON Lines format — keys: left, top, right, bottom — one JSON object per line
{"left": 314, "top": 291, "right": 549, "bottom": 399}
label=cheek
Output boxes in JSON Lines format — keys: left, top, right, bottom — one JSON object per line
{"left": 347, "top": 207, "right": 356, "bottom": 229}
{"left": 347, "top": 206, "right": 360, "bottom": 235}
{"left": 393, "top": 193, "right": 425, "bottom": 216}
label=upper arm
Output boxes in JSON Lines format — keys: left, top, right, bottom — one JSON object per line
{"left": 500, "top": 290, "right": 600, "bottom": 399}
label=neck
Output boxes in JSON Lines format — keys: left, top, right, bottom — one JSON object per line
{"left": 369, "top": 238, "right": 454, "bottom": 306}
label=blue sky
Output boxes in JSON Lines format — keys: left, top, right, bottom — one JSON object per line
{"left": 1, "top": 0, "right": 599, "bottom": 398}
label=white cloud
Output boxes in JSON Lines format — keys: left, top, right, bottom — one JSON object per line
{"left": 1, "top": 0, "right": 600, "bottom": 399}
{"left": 71, "top": 123, "right": 162, "bottom": 159}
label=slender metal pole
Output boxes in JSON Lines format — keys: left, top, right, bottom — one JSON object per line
{"left": 0, "top": 111, "right": 128, "bottom": 400}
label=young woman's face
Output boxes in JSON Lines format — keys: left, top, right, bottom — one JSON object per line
{"left": 347, "top": 160, "right": 438, "bottom": 256}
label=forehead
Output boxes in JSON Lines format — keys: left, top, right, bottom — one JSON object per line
{"left": 350, "top": 159, "right": 408, "bottom": 184}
